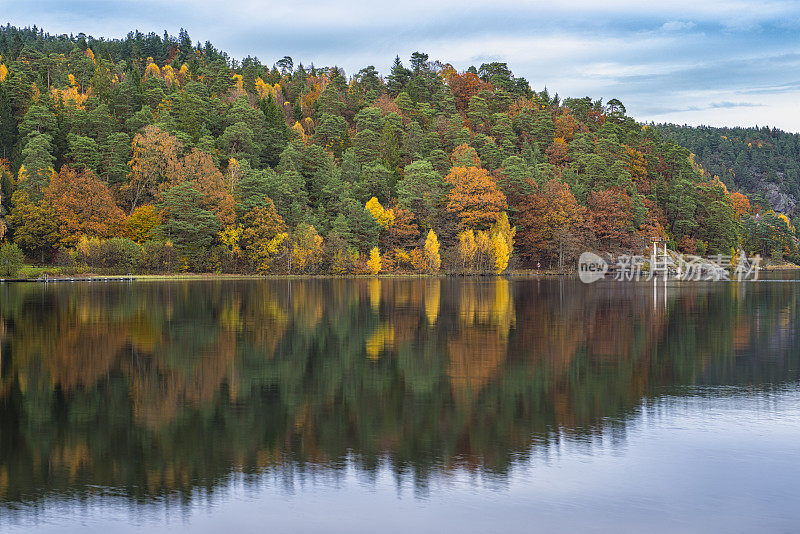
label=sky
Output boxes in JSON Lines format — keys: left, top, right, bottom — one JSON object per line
{"left": 5, "top": 0, "right": 800, "bottom": 131}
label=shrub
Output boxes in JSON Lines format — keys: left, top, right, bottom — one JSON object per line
{"left": 0, "top": 243, "right": 25, "bottom": 277}
{"left": 53, "top": 249, "right": 75, "bottom": 267}
{"left": 73, "top": 237, "right": 142, "bottom": 272}
{"left": 138, "top": 241, "right": 179, "bottom": 273}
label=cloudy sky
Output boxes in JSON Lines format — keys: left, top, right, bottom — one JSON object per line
{"left": 6, "top": 0, "right": 800, "bottom": 131}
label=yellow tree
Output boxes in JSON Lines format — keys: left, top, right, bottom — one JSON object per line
{"left": 126, "top": 205, "right": 161, "bottom": 243}
{"left": 491, "top": 233, "right": 510, "bottom": 273}
{"left": 144, "top": 58, "right": 161, "bottom": 80}
{"left": 474, "top": 230, "right": 492, "bottom": 272}
{"left": 218, "top": 223, "right": 243, "bottom": 261}
{"left": 162, "top": 64, "right": 176, "bottom": 87}
{"left": 240, "top": 199, "right": 288, "bottom": 273}
{"left": 423, "top": 230, "right": 441, "bottom": 273}
{"left": 255, "top": 77, "right": 278, "bottom": 100}
{"left": 291, "top": 122, "right": 308, "bottom": 144}
{"left": 489, "top": 212, "right": 515, "bottom": 273}
{"left": 457, "top": 229, "right": 477, "bottom": 272}
{"left": 289, "top": 223, "right": 324, "bottom": 274}
{"left": 177, "top": 64, "right": 190, "bottom": 86}
{"left": 367, "top": 246, "right": 382, "bottom": 274}
{"left": 457, "top": 220, "right": 511, "bottom": 274}
{"left": 365, "top": 197, "right": 395, "bottom": 228}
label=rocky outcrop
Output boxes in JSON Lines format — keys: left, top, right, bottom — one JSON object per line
{"left": 760, "top": 182, "right": 797, "bottom": 214}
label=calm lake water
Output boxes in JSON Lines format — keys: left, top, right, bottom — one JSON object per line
{"left": 0, "top": 276, "right": 799, "bottom": 533}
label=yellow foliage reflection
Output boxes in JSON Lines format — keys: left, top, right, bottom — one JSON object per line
{"left": 425, "top": 279, "right": 441, "bottom": 325}
{"left": 366, "top": 324, "right": 395, "bottom": 360}
{"left": 0, "top": 278, "right": 795, "bottom": 499}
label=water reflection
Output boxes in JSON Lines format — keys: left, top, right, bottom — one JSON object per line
{"left": 0, "top": 277, "right": 798, "bottom": 510}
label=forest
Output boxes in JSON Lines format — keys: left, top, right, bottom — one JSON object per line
{"left": 0, "top": 24, "right": 797, "bottom": 275}
{"left": 657, "top": 123, "right": 800, "bottom": 214}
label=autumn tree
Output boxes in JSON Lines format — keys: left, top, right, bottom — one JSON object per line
{"left": 490, "top": 212, "right": 515, "bottom": 273}
{"left": 444, "top": 69, "right": 493, "bottom": 112}
{"left": 457, "top": 229, "right": 478, "bottom": 272}
{"left": 457, "top": 228, "right": 495, "bottom": 273}
{"left": 365, "top": 196, "right": 395, "bottom": 228}
{"left": 124, "top": 125, "right": 181, "bottom": 213}
{"left": 491, "top": 232, "right": 510, "bottom": 273}
{"left": 366, "top": 246, "right": 382, "bottom": 274}
{"left": 382, "top": 203, "right": 420, "bottom": 250}
{"left": 289, "top": 223, "right": 324, "bottom": 274}
{"left": 554, "top": 110, "right": 580, "bottom": 141}
{"left": 545, "top": 137, "right": 570, "bottom": 166}
{"left": 455, "top": 212, "right": 515, "bottom": 274}
{"left": 164, "top": 147, "right": 235, "bottom": 225}
{"left": 240, "top": 198, "right": 288, "bottom": 273}
{"left": 516, "top": 180, "right": 586, "bottom": 266}
{"left": 729, "top": 191, "right": 751, "bottom": 219}
{"left": 126, "top": 205, "right": 161, "bottom": 243}
{"left": 45, "top": 166, "right": 125, "bottom": 247}
{"left": 445, "top": 166, "right": 507, "bottom": 231}
{"left": 8, "top": 190, "right": 59, "bottom": 260}
{"left": 423, "top": 230, "right": 441, "bottom": 273}
{"left": 587, "top": 189, "right": 635, "bottom": 250}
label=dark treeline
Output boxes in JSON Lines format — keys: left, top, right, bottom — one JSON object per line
{"left": 0, "top": 25, "right": 797, "bottom": 275}
{"left": 657, "top": 123, "right": 800, "bottom": 214}
{"left": 0, "top": 278, "right": 797, "bottom": 505}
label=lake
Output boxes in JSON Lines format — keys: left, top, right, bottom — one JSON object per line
{"left": 1, "top": 276, "right": 799, "bottom": 533}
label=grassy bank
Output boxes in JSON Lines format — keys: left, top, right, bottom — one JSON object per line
{"left": 3, "top": 261, "right": 797, "bottom": 282}
{"left": 2, "top": 265, "right": 567, "bottom": 281}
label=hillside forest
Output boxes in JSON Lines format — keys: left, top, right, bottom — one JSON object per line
{"left": 657, "top": 123, "right": 800, "bottom": 216}
{"left": 0, "top": 25, "right": 797, "bottom": 275}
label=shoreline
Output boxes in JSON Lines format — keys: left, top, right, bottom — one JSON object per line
{"left": 0, "top": 271, "right": 565, "bottom": 282}
{"left": 3, "top": 265, "right": 799, "bottom": 283}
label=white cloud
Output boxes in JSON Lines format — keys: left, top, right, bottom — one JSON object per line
{"left": 661, "top": 21, "right": 696, "bottom": 31}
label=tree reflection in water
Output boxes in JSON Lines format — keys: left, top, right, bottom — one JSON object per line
{"left": 0, "top": 277, "right": 797, "bottom": 506}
